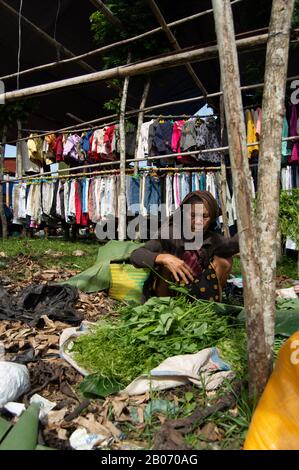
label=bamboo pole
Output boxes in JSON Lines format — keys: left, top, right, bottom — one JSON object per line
{"left": 147, "top": 0, "right": 208, "bottom": 98}
{"left": 212, "top": 0, "right": 267, "bottom": 397}
{"left": 0, "top": 0, "right": 95, "bottom": 74}
{"left": 0, "top": 126, "right": 8, "bottom": 239}
{"left": 16, "top": 120, "right": 23, "bottom": 178}
{"left": 0, "top": 1, "right": 242, "bottom": 82}
{"left": 256, "top": 0, "right": 294, "bottom": 369}
{"left": 118, "top": 53, "right": 131, "bottom": 241}
{"left": 0, "top": 33, "right": 277, "bottom": 103}
{"left": 219, "top": 91, "right": 230, "bottom": 238}
{"left": 134, "top": 77, "right": 151, "bottom": 173}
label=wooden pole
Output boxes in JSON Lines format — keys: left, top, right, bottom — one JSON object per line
{"left": 212, "top": 0, "right": 268, "bottom": 397}
{"left": 134, "top": 77, "right": 151, "bottom": 173}
{"left": 118, "top": 53, "right": 132, "bottom": 241}
{"left": 0, "top": 0, "right": 95, "bottom": 74}
{"left": 219, "top": 91, "right": 230, "bottom": 238}
{"left": 256, "top": 0, "right": 294, "bottom": 367}
{"left": 0, "top": 33, "right": 277, "bottom": 103}
{"left": 0, "top": 126, "right": 8, "bottom": 239}
{"left": 16, "top": 120, "right": 23, "bottom": 178}
{"left": 147, "top": 0, "right": 208, "bottom": 98}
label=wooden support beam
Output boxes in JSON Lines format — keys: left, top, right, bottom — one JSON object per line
{"left": 0, "top": 126, "right": 8, "bottom": 239}
{"left": 212, "top": 0, "right": 267, "bottom": 397}
{"left": 16, "top": 120, "right": 23, "bottom": 178}
{"left": 256, "top": 0, "right": 295, "bottom": 367}
{"left": 134, "top": 77, "right": 151, "bottom": 172}
{"left": 219, "top": 92, "right": 230, "bottom": 238}
{"left": 0, "top": 32, "right": 274, "bottom": 103}
{"left": 89, "top": 0, "right": 123, "bottom": 29}
{"left": 0, "top": 0, "right": 95, "bottom": 74}
{"left": 118, "top": 53, "right": 131, "bottom": 241}
{"left": 147, "top": 0, "right": 208, "bottom": 97}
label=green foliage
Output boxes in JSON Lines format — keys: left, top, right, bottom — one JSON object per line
{"left": 89, "top": 0, "right": 169, "bottom": 111}
{"left": 0, "top": 101, "right": 36, "bottom": 132}
{"left": 292, "top": 0, "right": 299, "bottom": 29}
{"left": 90, "top": 0, "right": 168, "bottom": 68}
{"left": 73, "top": 296, "right": 245, "bottom": 387}
{"left": 279, "top": 189, "right": 299, "bottom": 249}
{"left": 103, "top": 97, "right": 121, "bottom": 113}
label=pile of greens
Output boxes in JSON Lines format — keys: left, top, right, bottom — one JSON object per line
{"left": 72, "top": 296, "right": 246, "bottom": 387}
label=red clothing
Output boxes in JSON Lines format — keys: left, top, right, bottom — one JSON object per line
{"left": 74, "top": 181, "right": 82, "bottom": 225}
{"left": 104, "top": 125, "right": 115, "bottom": 154}
{"left": 53, "top": 134, "right": 64, "bottom": 162}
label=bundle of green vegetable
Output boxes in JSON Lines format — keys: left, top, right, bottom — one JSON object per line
{"left": 72, "top": 296, "right": 246, "bottom": 387}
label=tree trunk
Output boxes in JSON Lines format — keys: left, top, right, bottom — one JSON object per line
{"left": 256, "top": 0, "right": 294, "bottom": 369}
{"left": 118, "top": 52, "right": 132, "bottom": 241}
{"left": 212, "top": 0, "right": 268, "bottom": 397}
{"left": 134, "top": 77, "right": 151, "bottom": 173}
{"left": 0, "top": 126, "right": 8, "bottom": 240}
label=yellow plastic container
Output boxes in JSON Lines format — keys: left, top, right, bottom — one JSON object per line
{"left": 109, "top": 263, "right": 150, "bottom": 303}
{"left": 244, "top": 331, "right": 299, "bottom": 450}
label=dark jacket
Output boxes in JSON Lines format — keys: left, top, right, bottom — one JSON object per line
{"left": 130, "top": 230, "right": 239, "bottom": 271}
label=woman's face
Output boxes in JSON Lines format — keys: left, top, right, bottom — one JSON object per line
{"left": 189, "top": 201, "right": 211, "bottom": 233}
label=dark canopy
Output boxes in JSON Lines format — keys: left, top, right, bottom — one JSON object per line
{"left": 0, "top": 0, "right": 296, "bottom": 139}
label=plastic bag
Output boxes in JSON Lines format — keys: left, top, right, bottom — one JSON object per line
{"left": 0, "top": 361, "right": 30, "bottom": 407}
{"left": 244, "top": 331, "right": 299, "bottom": 450}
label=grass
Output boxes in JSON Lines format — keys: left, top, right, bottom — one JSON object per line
{"left": 232, "top": 254, "right": 297, "bottom": 280}
{"left": 0, "top": 237, "right": 100, "bottom": 272}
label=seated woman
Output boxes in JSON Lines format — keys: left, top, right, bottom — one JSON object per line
{"left": 130, "top": 190, "right": 239, "bottom": 301}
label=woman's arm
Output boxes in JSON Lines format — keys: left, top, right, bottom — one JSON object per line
{"left": 130, "top": 239, "right": 164, "bottom": 269}
{"left": 130, "top": 241, "right": 194, "bottom": 284}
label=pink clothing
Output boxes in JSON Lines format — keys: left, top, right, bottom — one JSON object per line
{"left": 290, "top": 105, "right": 299, "bottom": 162}
{"left": 171, "top": 120, "right": 185, "bottom": 154}
{"left": 255, "top": 107, "right": 262, "bottom": 137}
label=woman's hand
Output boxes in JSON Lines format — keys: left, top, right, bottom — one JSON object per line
{"left": 155, "top": 253, "right": 194, "bottom": 285}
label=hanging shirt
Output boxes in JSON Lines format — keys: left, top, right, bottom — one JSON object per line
{"left": 165, "top": 174, "right": 173, "bottom": 217}
{"left": 180, "top": 119, "right": 197, "bottom": 151}
{"left": 27, "top": 134, "right": 44, "bottom": 166}
{"left": 42, "top": 182, "right": 54, "bottom": 216}
{"left": 63, "top": 134, "right": 81, "bottom": 161}
{"left": 246, "top": 110, "right": 259, "bottom": 158}
{"left": 104, "top": 125, "right": 115, "bottom": 155}
{"left": 13, "top": 183, "right": 27, "bottom": 223}
{"left": 289, "top": 105, "right": 299, "bottom": 162}
{"left": 82, "top": 178, "right": 89, "bottom": 214}
{"left": 92, "top": 128, "right": 108, "bottom": 156}
{"left": 56, "top": 181, "right": 62, "bottom": 217}
{"left": 281, "top": 116, "right": 291, "bottom": 163}
{"left": 137, "top": 120, "right": 154, "bottom": 160}
{"left": 68, "top": 180, "right": 76, "bottom": 220}
{"left": 171, "top": 120, "right": 185, "bottom": 154}
{"left": 53, "top": 134, "right": 64, "bottom": 162}
{"left": 153, "top": 121, "right": 174, "bottom": 155}
{"left": 26, "top": 183, "right": 42, "bottom": 225}
{"left": 173, "top": 173, "right": 180, "bottom": 209}
{"left": 255, "top": 107, "right": 262, "bottom": 138}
